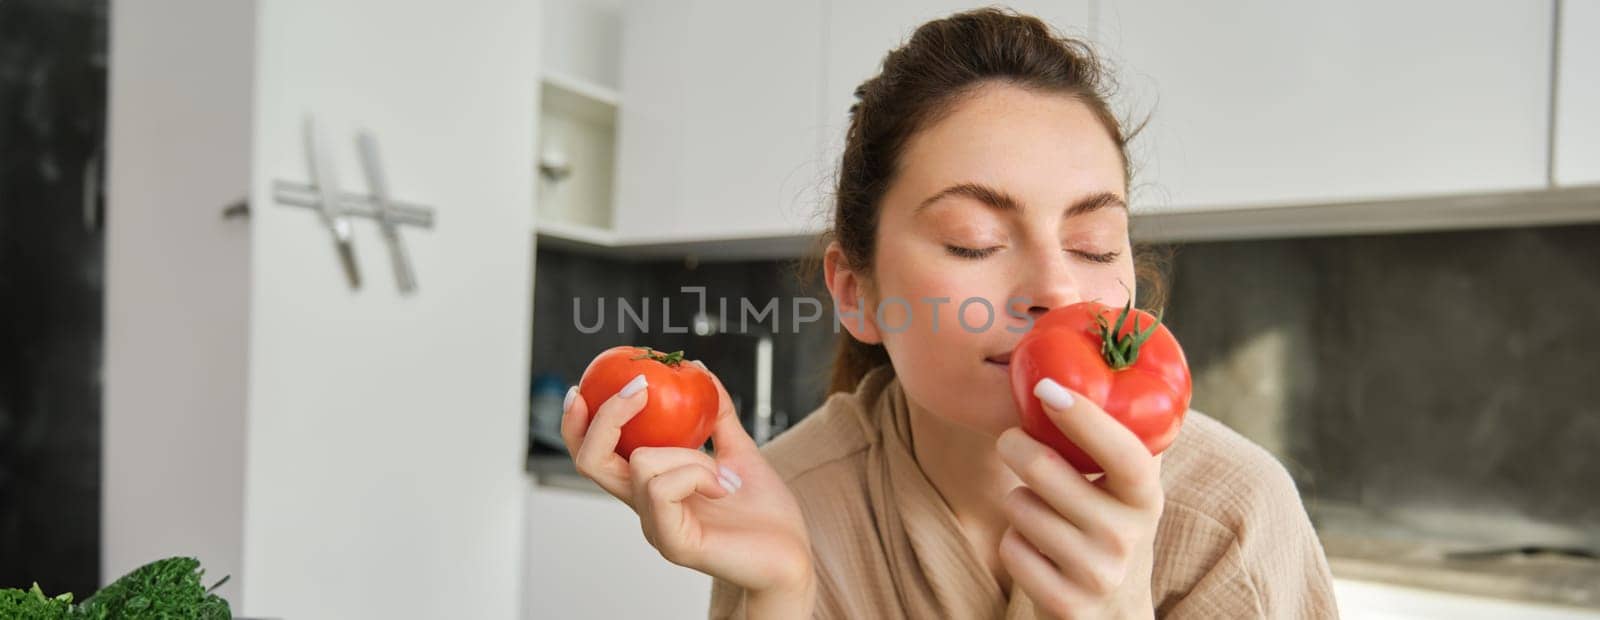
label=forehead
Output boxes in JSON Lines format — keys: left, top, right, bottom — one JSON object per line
{"left": 892, "top": 82, "right": 1125, "bottom": 203}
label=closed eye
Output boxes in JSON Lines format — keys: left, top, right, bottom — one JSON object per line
{"left": 1075, "top": 250, "right": 1122, "bottom": 264}
{"left": 945, "top": 244, "right": 1000, "bottom": 259}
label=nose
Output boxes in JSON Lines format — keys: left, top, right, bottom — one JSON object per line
{"left": 1018, "top": 246, "right": 1081, "bottom": 320}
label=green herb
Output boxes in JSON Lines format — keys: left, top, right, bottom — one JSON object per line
{"left": 0, "top": 583, "right": 74, "bottom": 619}
{"left": 0, "top": 556, "right": 231, "bottom": 620}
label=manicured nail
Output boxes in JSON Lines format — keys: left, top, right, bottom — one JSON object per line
{"left": 618, "top": 374, "right": 649, "bottom": 398}
{"left": 1033, "top": 377, "right": 1075, "bottom": 410}
{"left": 718, "top": 465, "right": 743, "bottom": 490}
{"left": 717, "top": 474, "right": 737, "bottom": 494}
{"left": 562, "top": 386, "right": 577, "bottom": 411}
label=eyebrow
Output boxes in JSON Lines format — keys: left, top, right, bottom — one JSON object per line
{"left": 914, "top": 182, "right": 1126, "bottom": 218}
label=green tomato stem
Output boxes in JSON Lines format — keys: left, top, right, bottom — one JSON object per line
{"left": 632, "top": 346, "right": 687, "bottom": 366}
{"left": 1095, "top": 299, "right": 1164, "bottom": 371}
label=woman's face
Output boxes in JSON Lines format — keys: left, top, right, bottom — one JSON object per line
{"left": 832, "top": 82, "right": 1135, "bottom": 438}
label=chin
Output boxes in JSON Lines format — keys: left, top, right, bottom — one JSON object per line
{"left": 898, "top": 355, "right": 1020, "bottom": 437}
{"left": 953, "top": 362, "right": 1017, "bottom": 431}
{"left": 947, "top": 376, "right": 1020, "bottom": 438}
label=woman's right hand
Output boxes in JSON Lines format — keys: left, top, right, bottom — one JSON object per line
{"left": 561, "top": 360, "right": 815, "bottom": 614}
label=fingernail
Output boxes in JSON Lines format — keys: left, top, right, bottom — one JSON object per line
{"left": 619, "top": 374, "right": 649, "bottom": 398}
{"left": 717, "top": 474, "right": 737, "bottom": 494}
{"left": 718, "top": 465, "right": 743, "bottom": 490}
{"left": 1033, "top": 377, "right": 1075, "bottom": 410}
{"left": 562, "top": 386, "right": 577, "bottom": 411}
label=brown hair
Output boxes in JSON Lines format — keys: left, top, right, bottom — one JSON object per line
{"left": 802, "top": 7, "right": 1170, "bottom": 395}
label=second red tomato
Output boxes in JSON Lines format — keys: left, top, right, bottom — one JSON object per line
{"left": 1008, "top": 301, "right": 1192, "bottom": 474}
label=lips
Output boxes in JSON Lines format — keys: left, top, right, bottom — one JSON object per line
{"left": 985, "top": 351, "right": 1013, "bottom": 365}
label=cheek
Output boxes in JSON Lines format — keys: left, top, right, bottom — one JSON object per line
{"left": 1085, "top": 261, "right": 1140, "bottom": 308}
{"left": 878, "top": 263, "right": 1004, "bottom": 337}
{"left": 956, "top": 297, "right": 1002, "bottom": 331}
{"left": 873, "top": 263, "right": 1022, "bottom": 435}
{"left": 885, "top": 327, "right": 1023, "bottom": 438}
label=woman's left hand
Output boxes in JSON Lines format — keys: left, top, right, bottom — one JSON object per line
{"left": 996, "top": 377, "right": 1163, "bottom": 619}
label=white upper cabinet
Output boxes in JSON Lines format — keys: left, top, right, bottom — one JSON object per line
{"left": 821, "top": 1, "right": 1094, "bottom": 180}
{"left": 610, "top": 2, "right": 1577, "bottom": 248}
{"left": 612, "top": 1, "right": 685, "bottom": 240}
{"left": 1094, "top": 1, "right": 1554, "bottom": 212}
{"left": 614, "top": 0, "right": 826, "bottom": 241}
{"left": 1555, "top": 0, "right": 1600, "bottom": 186}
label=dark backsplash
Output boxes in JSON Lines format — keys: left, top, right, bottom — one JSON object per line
{"left": 529, "top": 247, "right": 837, "bottom": 438}
{"left": 1161, "top": 223, "right": 1600, "bottom": 537}
{"left": 531, "top": 222, "right": 1600, "bottom": 538}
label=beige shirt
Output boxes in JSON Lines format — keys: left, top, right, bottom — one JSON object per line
{"left": 709, "top": 365, "right": 1338, "bottom": 618}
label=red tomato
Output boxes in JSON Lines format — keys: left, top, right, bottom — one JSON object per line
{"left": 578, "top": 346, "right": 719, "bottom": 459}
{"left": 1009, "top": 300, "right": 1192, "bottom": 474}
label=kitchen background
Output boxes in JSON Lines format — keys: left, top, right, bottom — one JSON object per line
{"left": 0, "top": 0, "right": 107, "bottom": 600}
{"left": 3, "top": 0, "right": 1598, "bottom": 619}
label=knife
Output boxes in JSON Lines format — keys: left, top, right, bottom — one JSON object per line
{"left": 304, "top": 116, "right": 361, "bottom": 289}
{"left": 356, "top": 130, "right": 418, "bottom": 294}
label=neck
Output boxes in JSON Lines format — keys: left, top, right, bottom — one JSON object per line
{"left": 907, "top": 397, "right": 1022, "bottom": 574}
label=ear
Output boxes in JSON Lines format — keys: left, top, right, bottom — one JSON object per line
{"left": 823, "top": 241, "right": 882, "bottom": 345}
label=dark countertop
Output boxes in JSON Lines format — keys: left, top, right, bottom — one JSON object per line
{"left": 528, "top": 451, "right": 604, "bottom": 494}
{"left": 1311, "top": 502, "right": 1600, "bottom": 610}
{"left": 1323, "top": 530, "right": 1600, "bottom": 609}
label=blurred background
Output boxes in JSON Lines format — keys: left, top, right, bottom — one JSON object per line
{"left": 3, "top": 0, "right": 1598, "bottom": 618}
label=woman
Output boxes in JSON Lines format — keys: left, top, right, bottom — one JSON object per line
{"left": 561, "top": 8, "right": 1337, "bottom": 619}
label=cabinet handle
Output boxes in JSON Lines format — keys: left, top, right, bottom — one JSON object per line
{"left": 221, "top": 198, "right": 249, "bottom": 219}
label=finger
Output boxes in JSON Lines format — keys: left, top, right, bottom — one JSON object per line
{"left": 1002, "top": 487, "right": 1125, "bottom": 597}
{"left": 998, "top": 527, "right": 1081, "bottom": 618}
{"left": 574, "top": 374, "right": 650, "bottom": 500}
{"left": 997, "top": 427, "right": 1126, "bottom": 537}
{"left": 561, "top": 387, "right": 633, "bottom": 500}
{"left": 1031, "top": 377, "right": 1162, "bottom": 508}
{"left": 559, "top": 387, "right": 589, "bottom": 459}
{"left": 693, "top": 359, "right": 759, "bottom": 458}
{"left": 641, "top": 463, "right": 733, "bottom": 564}
{"left": 628, "top": 446, "right": 719, "bottom": 496}
{"left": 642, "top": 463, "right": 732, "bottom": 510}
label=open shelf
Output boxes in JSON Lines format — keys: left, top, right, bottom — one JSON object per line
{"left": 540, "top": 71, "right": 618, "bottom": 125}
{"left": 537, "top": 72, "right": 618, "bottom": 235}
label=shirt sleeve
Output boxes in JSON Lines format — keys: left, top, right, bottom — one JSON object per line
{"left": 707, "top": 576, "right": 747, "bottom": 620}
{"left": 707, "top": 567, "right": 848, "bottom": 619}
{"left": 1156, "top": 457, "right": 1340, "bottom": 618}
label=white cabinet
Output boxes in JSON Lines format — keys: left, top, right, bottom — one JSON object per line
{"left": 105, "top": 1, "right": 539, "bottom": 618}
{"left": 614, "top": 0, "right": 826, "bottom": 242}
{"left": 522, "top": 481, "right": 713, "bottom": 618}
{"left": 1555, "top": 0, "right": 1600, "bottom": 186}
{"left": 606, "top": 2, "right": 1583, "bottom": 249}
{"left": 1333, "top": 579, "right": 1600, "bottom": 620}
{"left": 610, "top": 0, "right": 685, "bottom": 241}
{"left": 1094, "top": 1, "right": 1553, "bottom": 212}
